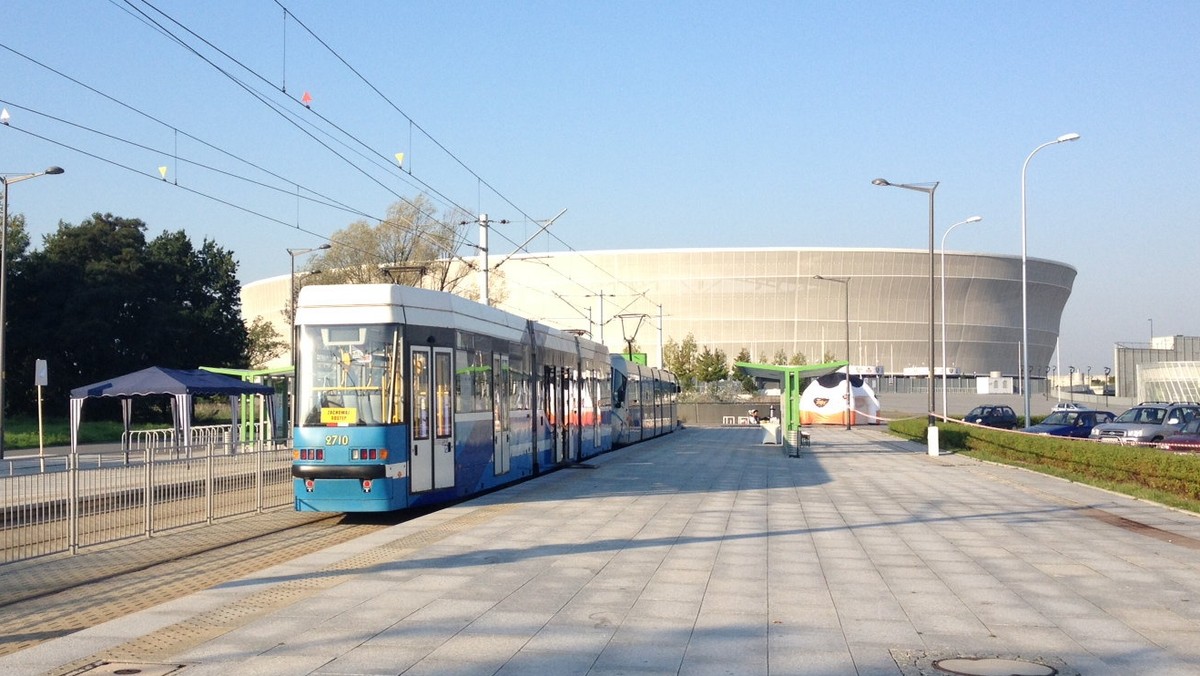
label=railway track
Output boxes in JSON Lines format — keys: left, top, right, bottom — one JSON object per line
{"left": 0, "top": 511, "right": 395, "bottom": 657}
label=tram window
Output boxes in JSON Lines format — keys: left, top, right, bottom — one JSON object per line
{"left": 455, "top": 348, "right": 491, "bottom": 413}
{"left": 612, "top": 370, "right": 627, "bottom": 408}
{"left": 434, "top": 351, "right": 453, "bottom": 437}
{"left": 298, "top": 324, "right": 401, "bottom": 426}
{"left": 509, "top": 351, "right": 530, "bottom": 411}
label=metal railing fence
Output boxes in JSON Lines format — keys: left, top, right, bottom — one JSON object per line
{"left": 1, "top": 435, "right": 294, "bottom": 565}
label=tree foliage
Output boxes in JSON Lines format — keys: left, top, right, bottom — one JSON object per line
{"left": 663, "top": 333, "right": 700, "bottom": 391}
{"left": 246, "top": 316, "right": 287, "bottom": 369}
{"left": 695, "top": 346, "right": 729, "bottom": 383}
{"left": 7, "top": 213, "right": 248, "bottom": 414}
{"left": 300, "top": 195, "right": 483, "bottom": 299}
{"left": 664, "top": 334, "right": 733, "bottom": 390}
{"left": 732, "top": 348, "right": 757, "bottom": 393}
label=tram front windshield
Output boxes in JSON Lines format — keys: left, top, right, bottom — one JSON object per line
{"left": 298, "top": 324, "right": 403, "bottom": 427}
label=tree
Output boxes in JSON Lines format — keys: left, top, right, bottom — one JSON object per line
{"left": 305, "top": 195, "right": 478, "bottom": 294}
{"left": 2, "top": 213, "right": 31, "bottom": 267}
{"left": 246, "top": 316, "right": 287, "bottom": 369}
{"left": 663, "top": 333, "right": 700, "bottom": 391}
{"left": 7, "top": 213, "right": 248, "bottom": 413}
{"left": 732, "top": 348, "right": 757, "bottom": 393}
{"left": 695, "top": 346, "right": 729, "bottom": 383}
{"left": 789, "top": 352, "right": 808, "bottom": 366}
{"left": 772, "top": 349, "right": 788, "bottom": 365}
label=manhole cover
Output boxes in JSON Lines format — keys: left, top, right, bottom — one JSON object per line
{"left": 934, "top": 657, "right": 1057, "bottom": 676}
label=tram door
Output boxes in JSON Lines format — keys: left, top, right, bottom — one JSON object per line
{"left": 410, "top": 346, "right": 456, "bottom": 493}
{"left": 566, "top": 369, "right": 580, "bottom": 461}
{"left": 544, "top": 365, "right": 564, "bottom": 464}
{"left": 493, "top": 354, "right": 511, "bottom": 475}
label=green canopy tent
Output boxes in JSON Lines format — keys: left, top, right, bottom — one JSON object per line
{"left": 734, "top": 360, "right": 848, "bottom": 438}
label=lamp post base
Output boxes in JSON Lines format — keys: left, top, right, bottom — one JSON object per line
{"left": 927, "top": 424, "right": 940, "bottom": 456}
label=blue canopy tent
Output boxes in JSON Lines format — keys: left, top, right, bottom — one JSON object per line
{"left": 69, "top": 366, "right": 274, "bottom": 455}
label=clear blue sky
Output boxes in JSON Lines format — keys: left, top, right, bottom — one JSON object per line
{"left": 3, "top": 1, "right": 1197, "bottom": 373}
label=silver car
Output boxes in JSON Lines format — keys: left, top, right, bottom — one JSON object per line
{"left": 1089, "top": 402, "right": 1200, "bottom": 444}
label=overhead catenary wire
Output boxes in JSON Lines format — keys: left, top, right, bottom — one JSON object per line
{"left": 8, "top": 2, "right": 665, "bottom": 318}
{"left": 119, "top": 0, "right": 481, "bottom": 254}
{"left": 270, "top": 0, "right": 664, "bottom": 308}
{"left": 129, "top": 0, "right": 663, "bottom": 310}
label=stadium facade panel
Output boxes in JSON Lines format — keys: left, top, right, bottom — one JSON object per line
{"left": 487, "top": 248, "right": 1075, "bottom": 378}
{"left": 240, "top": 247, "right": 1075, "bottom": 378}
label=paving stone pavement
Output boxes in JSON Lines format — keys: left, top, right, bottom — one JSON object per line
{"left": 3, "top": 425, "right": 1200, "bottom": 675}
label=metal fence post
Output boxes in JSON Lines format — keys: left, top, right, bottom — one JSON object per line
{"left": 68, "top": 450, "right": 79, "bottom": 555}
{"left": 256, "top": 444, "right": 265, "bottom": 513}
{"left": 144, "top": 445, "right": 153, "bottom": 537}
{"left": 206, "top": 439, "right": 215, "bottom": 525}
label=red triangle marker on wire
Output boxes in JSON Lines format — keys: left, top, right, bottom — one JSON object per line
{"left": 301, "top": 91, "right": 313, "bottom": 107}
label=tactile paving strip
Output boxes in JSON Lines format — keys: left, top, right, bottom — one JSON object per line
{"left": 0, "top": 517, "right": 378, "bottom": 657}
{"left": 48, "top": 503, "right": 515, "bottom": 675}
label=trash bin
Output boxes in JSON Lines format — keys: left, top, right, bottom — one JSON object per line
{"left": 760, "top": 421, "right": 781, "bottom": 445}
{"left": 783, "top": 429, "right": 801, "bottom": 457}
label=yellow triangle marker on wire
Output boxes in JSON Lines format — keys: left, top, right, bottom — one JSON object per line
{"left": 395, "top": 152, "right": 405, "bottom": 168}
{"left": 158, "top": 166, "right": 168, "bottom": 180}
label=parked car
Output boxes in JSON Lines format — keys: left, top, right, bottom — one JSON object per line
{"left": 1026, "top": 409, "right": 1115, "bottom": 438}
{"left": 1158, "top": 418, "right": 1200, "bottom": 451}
{"left": 1089, "top": 402, "right": 1200, "bottom": 445}
{"left": 1051, "top": 402, "right": 1088, "bottom": 412}
{"left": 963, "top": 405, "right": 1018, "bottom": 429}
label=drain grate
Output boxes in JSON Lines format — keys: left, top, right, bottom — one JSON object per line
{"left": 64, "top": 662, "right": 186, "bottom": 676}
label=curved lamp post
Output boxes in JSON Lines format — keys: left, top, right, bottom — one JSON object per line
{"left": 0, "top": 166, "right": 65, "bottom": 459}
{"left": 1021, "top": 133, "right": 1079, "bottom": 428}
{"left": 940, "top": 216, "right": 983, "bottom": 419}
{"left": 813, "top": 275, "right": 851, "bottom": 431}
{"left": 872, "top": 178, "right": 939, "bottom": 453}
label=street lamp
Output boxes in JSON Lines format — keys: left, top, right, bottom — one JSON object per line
{"left": 0, "top": 166, "right": 64, "bottom": 459}
{"left": 287, "top": 244, "right": 331, "bottom": 368}
{"left": 1021, "top": 133, "right": 1080, "bottom": 429}
{"left": 814, "top": 275, "right": 851, "bottom": 431}
{"left": 872, "top": 177, "right": 939, "bottom": 453}
{"left": 940, "top": 215, "right": 983, "bottom": 418}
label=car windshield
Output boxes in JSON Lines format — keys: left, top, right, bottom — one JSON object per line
{"left": 1115, "top": 407, "right": 1164, "bottom": 424}
{"left": 967, "top": 407, "right": 990, "bottom": 417}
{"left": 1040, "top": 411, "right": 1074, "bottom": 425}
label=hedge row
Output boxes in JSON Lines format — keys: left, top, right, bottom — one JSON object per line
{"left": 888, "top": 418, "right": 1200, "bottom": 512}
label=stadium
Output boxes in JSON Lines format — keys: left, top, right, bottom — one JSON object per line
{"left": 241, "top": 247, "right": 1077, "bottom": 380}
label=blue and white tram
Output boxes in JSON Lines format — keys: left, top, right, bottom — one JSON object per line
{"left": 611, "top": 356, "right": 680, "bottom": 446}
{"left": 291, "top": 284, "right": 612, "bottom": 512}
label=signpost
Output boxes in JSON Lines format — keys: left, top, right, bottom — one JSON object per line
{"left": 35, "top": 358, "right": 47, "bottom": 470}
